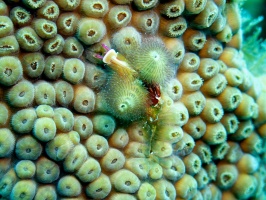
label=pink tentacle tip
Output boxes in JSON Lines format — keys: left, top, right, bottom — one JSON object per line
{"left": 102, "top": 44, "right": 111, "bottom": 52}
{"left": 94, "top": 54, "right": 104, "bottom": 60}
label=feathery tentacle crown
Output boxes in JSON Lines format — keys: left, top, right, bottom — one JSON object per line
{"left": 98, "top": 35, "right": 176, "bottom": 121}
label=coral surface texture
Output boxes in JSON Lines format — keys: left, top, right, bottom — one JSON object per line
{"left": 0, "top": 0, "right": 266, "bottom": 199}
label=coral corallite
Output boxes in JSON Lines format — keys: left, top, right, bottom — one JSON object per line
{"left": 0, "top": 0, "right": 266, "bottom": 199}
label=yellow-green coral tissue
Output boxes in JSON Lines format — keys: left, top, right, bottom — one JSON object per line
{"left": 0, "top": 0, "right": 266, "bottom": 199}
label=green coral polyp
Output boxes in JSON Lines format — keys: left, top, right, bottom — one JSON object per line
{"left": 36, "top": 1, "right": 60, "bottom": 20}
{"left": 15, "top": 135, "right": 42, "bottom": 160}
{"left": 53, "top": 107, "right": 74, "bottom": 132}
{"left": 0, "top": 0, "right": 266, "bottom": 199}
{"left": 15, "top": 160, "right": 36, "bottom": 179}
{"left": 0, "top": 128, "right": 15, "bottom": 157}
{"left": 160, "top": 0, "right": 185, "bottom": 18}
{"left": 153, "top": 179, "right": 176, "bottom": 200}
{"left": 100, "top": 147, "right": 125, "bottom": 172}
{"left": 137, "top": 183, "right": 156, "bottom": 200}
{"left": 11, "top": 108, "right": 37, "bottom": 134}
{"left": 0, "top": 0, "right": 8, "bottom": 15}
{"left": 107, "top": 5, "right": 132, "bottom": 29}
{"left": 76, "top": 17, "right": 106, "bottom": 45}
{"left": 57, "top": 175, "right": 81, "bottom": 197}
{"left": 43, "top": 34, "right": 65, "bottom": 54}
{"left": 62, "top": 37, "right": 84, "bottom": 58}
{"left": 92, "top": 114, "right": 116, "bottom": 136}
{"left": 53, "top": 80, "right": 74, "bottom": 106}
{"left": 134, "top": 0, "right": 158, "bottom": 10}
{"left": 85, "top": 134, "right": 109, "bottom": 158}
{"left": 33, "top": 18, "right": 57, "bottom": 39}
{"left": 73, "top": 85, "right": 95, "bottom": 113}
{"left": 22, "top": 0, "right": 47, "bottom": 9}
{"left": 6, "top": 80, "right": 35, "bottom": 107}
{"left": 0, "top": 35, "right": 20, "bottom": 56}
{"left": 63, "top": 58, "right": 85, "bottom": 84}
{"left": 57, "top": 12, "right": 79, "bottom": 36}
{"left": 63, "top": 144, "right": 87, "bottom": 173}
{"left": 133, "top": 11, "right": 159, "bottom": 34}
{"left": 55, "top": 0, "right": 80, "bottom": 11}
{"left": 0, "top": 56, "right": 22, "bottom": 86}
{"left": 0, "top": 169, "right": 18, "bottom": 198}
{"left": 111, "top": 26, "right": 141, "bottom": 56}
{"left": 45, "top": 134, "right": 74, "bottom": 161}
{"left": 0, "top": 102, "right": 9, "bottom": 126}
{"left": 0, "top": 16, "right": 14, "bottom": 38}
{"left": 73, "top": 115, "right": 93, "bottom": 139}
{"left": 34, "top": 81, "right": 56, "bottom": 105}
{"left": 33, "top": 117, "right": 56, "bottom": 142}
{"left": 76, "top": 157, "right": 101, "bottom": 182}
{"left": 10, "top": 6, "right": 32, "bottom": 26}
{"left": 85, "top": 174, "right": 111, "bottom": 199}
{"left": 15, "top": 26, "right": 43, "bottom": 52}
{"left": 34, "top": 185, "right": 57, "bottom": 200}
{"left": 110, "top": 169, "right": 141, "bottom": 193}
{"left": 84, "top": 63, "right": 107, "bottom": 89}
{"left": 80, "top": 0, "right": 109, "bottom": 18}
{"left": 10, "top": 180, "right": 37, "bottom": 200}
{"left": 35, "top": 104, "right": 54, "bottom": 118}
{"left": 160, "top": 17, "right": 188, "bottom": 37}
{"left": 21, "top": 52, "right": 45, "bottom": 78}
{"left": 44, "top": 55, "right": 64, "bottom": 80}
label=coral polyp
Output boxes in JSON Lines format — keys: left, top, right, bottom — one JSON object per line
{"left": 0, "top": 0, "right": 266, "bottom": 199}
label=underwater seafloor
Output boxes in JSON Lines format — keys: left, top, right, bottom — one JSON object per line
{"left": 0, "top": 0, "right": 266, "bottom": 199}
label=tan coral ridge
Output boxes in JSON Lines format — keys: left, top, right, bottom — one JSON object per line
{"left": 0, "top": 0, "right": 266, "bottom": 199}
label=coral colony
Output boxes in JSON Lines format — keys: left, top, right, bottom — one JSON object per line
{"left": 0, "top": 0, "right": 266, "bottom": 199}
